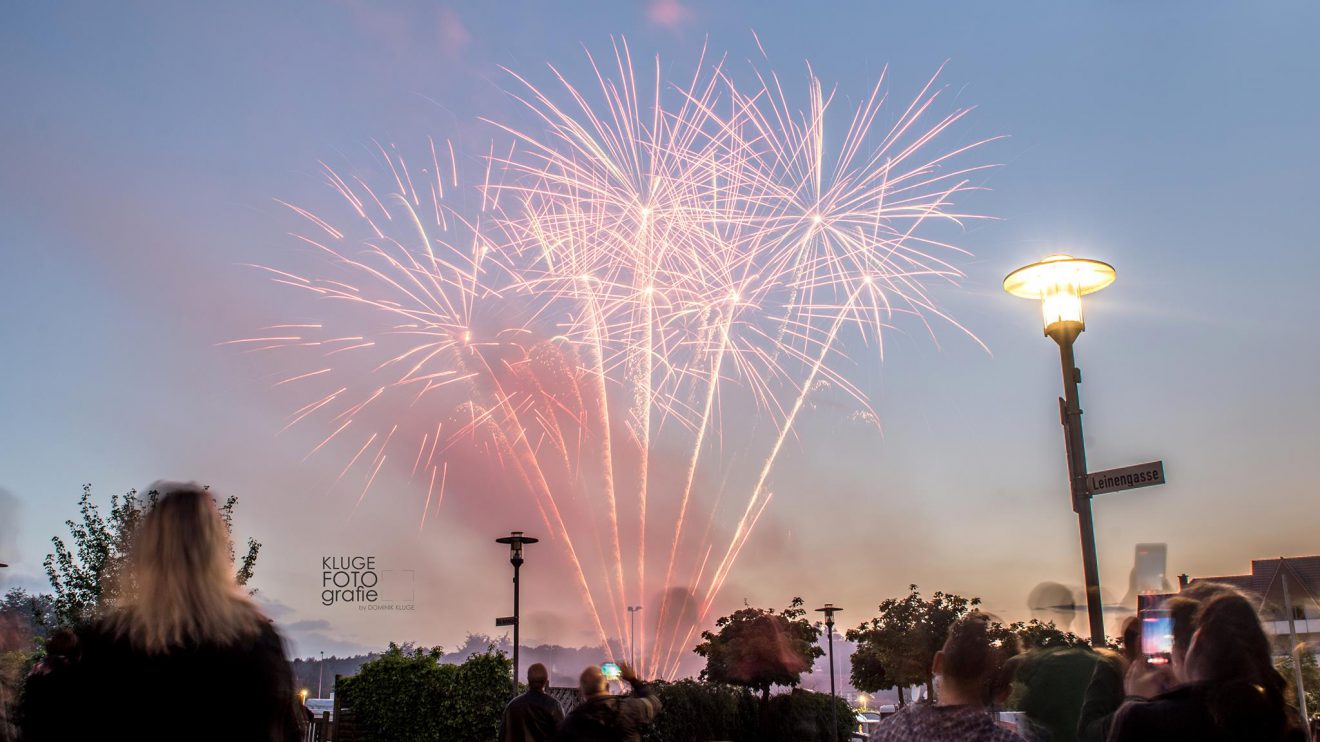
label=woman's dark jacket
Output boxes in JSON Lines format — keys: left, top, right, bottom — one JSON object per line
{"left": 20, "top": 618, "right": 301, "bottom": 742}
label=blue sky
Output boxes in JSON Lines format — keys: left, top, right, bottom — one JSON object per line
{"left": 2, "top": 1, "right": 1318, "bottom": 663}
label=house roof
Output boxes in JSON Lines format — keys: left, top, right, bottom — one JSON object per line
{"left": 1188, "top": 556, "right": 1320, "bottom": 618}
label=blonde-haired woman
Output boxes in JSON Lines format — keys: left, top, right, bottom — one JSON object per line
{"left": 23, "top": 483, "right": 300, "bottom": 741}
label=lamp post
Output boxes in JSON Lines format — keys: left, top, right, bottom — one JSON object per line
{"left": 318, "top": 650, "right": 325, "bottom": 698}
{"left": 1004, "top": 254, "right": 1116, "bottom": 647}
{"left": 627, "top": 605, "right": 643, "bottom": 669}
{"left": 815, "top": 603, "right": 842, "bottom": 740}
{"left": 496, "top": 531, "right": 538, "bottom": 696}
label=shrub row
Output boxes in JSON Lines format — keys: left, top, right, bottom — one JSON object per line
{"left": 339, "top": 646, "right": 850, "bottom": 742}
{"left": 337, "top": 645, "right": 511, "bottom": 742}
{"left": 643, "top": 680, "right": 852, "bottom": 742}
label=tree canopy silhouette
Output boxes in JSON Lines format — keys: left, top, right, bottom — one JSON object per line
{"left": 43, "top": 484, "right": 261, "bottom": 626}
{"left": 693, "top": 597, "right": 823, "bottom": 701}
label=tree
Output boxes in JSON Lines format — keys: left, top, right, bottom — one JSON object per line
{"left": 846, "top": 642, "right": 892, "bottom": 700}
{"left": 43, "top": 484, "right": 261, "bottom": 626}
{"left": 845, "top": 585, "right": 981, "bottom": 704}
{"left": 694, "top": 597, "right": 824, "bottom": 701}
{"left": 1007, "top": 618, "right": 1090, "bottom": 650}
{"left": 1, "top": 589, "right": 56, "bottom": 640}
{"left": 2, "top": 589, "right": 56, "bottom": 736}
{"left": 1277, "top": 651, "right": 1320, "bottom": 718}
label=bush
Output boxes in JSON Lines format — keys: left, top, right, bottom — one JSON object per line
{"left": 642, "top": 680, "right": 750, "bottom": 742}
{"left": 338, "top": 647, "right": 848, "bottom": 742}
{"left": 758, "top": 689, "right": 853, "bottom": 742}
{"left": 337, "top": 643, "right": 512, "bottom": 742}
{"left": 641, "top": 681, "right": 851, "bottom": 742}
{"left": 446, "top": 650, "right": 515, "bottom": 738}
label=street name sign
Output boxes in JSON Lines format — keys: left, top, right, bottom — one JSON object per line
{"left": 495, "top": 616, "right": 516, "bottom": 627}
{"left": 1087, "top": 461, "right": 1165, "bottom": 496}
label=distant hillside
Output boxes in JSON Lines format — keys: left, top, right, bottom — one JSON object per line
{"left": 290, "top": 634, "right": 612, "bottom": 695}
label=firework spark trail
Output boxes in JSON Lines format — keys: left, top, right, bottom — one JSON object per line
{"left": 244, "top": 40, "right": 993, "bottom": 678}
{"left": 494, "top": 44, "right": 744, "bottom": 674}
{"left": 647, "top": 305, "right": 730, "bottom": 673}
{"left": 483, "top": 370, "right": 616, "bottom": 652}
{"left": 644, "top": 56, "right": 996, "bottom": 673}
{"left": 653, "top": 145, "right": 981, "bottom": 670}
{"left": 652, "top": 282, "right": 858, "bottom": 675}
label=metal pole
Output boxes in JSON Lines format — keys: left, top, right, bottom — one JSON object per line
{"left": 630, "top": 609, "right": 637, "bottom": 667}
{"left": 1056, "top": 337, "right": 1106, "bottom": 646}
{"left": 815, "top": 604, "right": 843, "bottom": 739}
{"left": 498, "top": 532, "right": 537, "bottom": 697}
{"left": 512, "top": 559, "right": 521, "bottom": 697}
{"left": 318, "top": 650, "right": 324, "bottom": 698}
{"left": 1282, "top": 565, "right": 1311, "bottom": 736}
{"left": 826, "top": 621, "right": 837, "bottom": 740}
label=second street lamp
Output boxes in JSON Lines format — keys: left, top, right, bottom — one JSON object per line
{"left": 627, "top": 605, "right": 643, "bottom": 669}
{"left": 1004, "top": 254, "right": 1116, "bottom": 647}
{"left": 814, "top": 604, "right": 842, "bottom": 740}
{"left": 496, "top": 531, "right": 539, "bottom": 696}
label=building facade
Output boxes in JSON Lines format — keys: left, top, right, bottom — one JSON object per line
{"left": 1186, "top": 555, "right": 1320, "bottom": 654}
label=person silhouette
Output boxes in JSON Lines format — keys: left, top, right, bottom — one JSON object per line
{"left": 501, "top": 662, "right": 564, "bottom": 742}
{"left": 556, "top": 663, "right": 660, "bottom": 742}
{"left": 19, "top": 482, "right": 301, "bottom": 742}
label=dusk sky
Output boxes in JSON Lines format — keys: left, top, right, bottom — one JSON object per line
{"left": 3, "top": 1, "right": 1318, "bottom": 668}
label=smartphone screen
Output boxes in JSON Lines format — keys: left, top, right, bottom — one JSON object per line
{"left": 601, "top": 662, "right": 621, "bottom": 680}
{"left": 1140, "top": 608, "right": 1174, "bottom": 665}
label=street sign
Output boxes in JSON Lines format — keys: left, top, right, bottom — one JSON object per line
{"left": 1087, "top": 461, "right": 1165, "bottom": 496}
{"left": 495, "top": 616, "right": 516, "bottom": 627}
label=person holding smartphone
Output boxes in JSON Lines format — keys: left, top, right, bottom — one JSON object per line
{"left": 1110, "top": 590, "right": 1305, "bottom": 741}
{"left": 556, "top": 662, "right": 661, "bottom": 742}
{"left": 1123, "top": 583, "right": 1228, "bottom": 701}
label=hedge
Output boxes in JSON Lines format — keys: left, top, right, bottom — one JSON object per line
{"left": 642, "top": 681, "right": 852, "bottom": 742}
{"left": 338, "top": 646, "right": 851, "bottom": 742}
{"left": 337, "top": 644, "right": 511, "bottom": 742}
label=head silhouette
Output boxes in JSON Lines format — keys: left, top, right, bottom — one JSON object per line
{"left": 1164, "top": 580, "right": 1236, "bottom": 682}
{"left": 933, "top": 612, "right": 1019, "bottom": 706}
{"left": 1185, "top": 591, "right": 1291, "bottom": 736}
{"left": 579, "top": 665, "right": 607, "bottom": 697}
{"left": 109, "top": 482, "right": 264, "bottom": 653}
{"left": 527, "top": 662, "right": 549, "bottom": 691}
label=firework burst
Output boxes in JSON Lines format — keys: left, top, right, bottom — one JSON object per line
{"left": 238, "top": 38, "right": 996, "bottom": 678}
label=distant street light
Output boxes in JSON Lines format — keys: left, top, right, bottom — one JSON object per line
{"left": 627, "top": 605, "right": 643, "bottom": 669}
{"left": 1005, "top": 254, "right": 1116, "bottom": 647}
{"left": 496, "top": 531, "right": 539, "bottom": 696}
{"left": 318, "top": 650, "right": 325, "bottom": 698}
{"left": 815, "top": 603, "right": 843, "bottom": 739}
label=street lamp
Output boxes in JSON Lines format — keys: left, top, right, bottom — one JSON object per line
{"left": 627, "top": 605, "right": 643, "bottom": 669}
{"left": 1005, "top": 254, "right": 1116, "bottom": 647}
{"left": 496, "top": 531, "right": 539, "bottom": 696}
{"left": 318, "top": 650, "right": 325, "bottom": 698}
{"left": 815, "top": 604, "right": 843, "bottom": 739}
